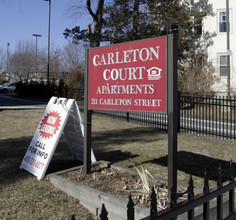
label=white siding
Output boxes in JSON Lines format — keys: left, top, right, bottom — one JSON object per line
{"left": 191, "top": 0, "right": 236, "bottom": 95}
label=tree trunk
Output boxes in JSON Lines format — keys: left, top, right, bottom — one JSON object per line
{"left": 133, "top": 0, "right": 139, "bottom": 39}
{"left": 86, "top": 0, "right": 105, "bottom": 47}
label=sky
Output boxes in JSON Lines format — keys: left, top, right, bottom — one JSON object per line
{"left": 0, "top": 0, "right": 91, "bottom": 52}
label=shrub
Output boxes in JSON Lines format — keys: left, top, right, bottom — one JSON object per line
{"left": 15, "top": 80, "right": 66, "bottom": 99}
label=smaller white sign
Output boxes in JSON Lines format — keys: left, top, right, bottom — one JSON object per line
{"left": 147, "top": 67, "right": 162, "bottom": 80}
{"left": 20, "top": 97, "right": 96, "bottom": 180}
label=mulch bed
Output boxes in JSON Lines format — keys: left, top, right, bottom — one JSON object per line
{"left": 62, "top": 163, "right": 188, "bottom": 211}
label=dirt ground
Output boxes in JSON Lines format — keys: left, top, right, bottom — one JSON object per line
{"left": 62, "top": 163, "right": 170, "bottom": 210}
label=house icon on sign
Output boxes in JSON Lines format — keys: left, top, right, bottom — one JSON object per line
{"left": 147, "top": 67, "right": 162, "bottom": 80}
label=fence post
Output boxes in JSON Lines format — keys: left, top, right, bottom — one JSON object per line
{"left": 150, "top": 187, "right": 158, "bottom": 219}
{"left": 203, "top": 169, "right": 209, "bottom": 220}
{"left": 170, "top": 184, "right": 177, "bottom": 208}
{"left": 127, "top": 112, "right": 130, "bottom": 122}
{"left": 178, "top": 92, "right": 180, "bottom": 132}
{"left": 99, "top": 204, "right": 108, "bottom": 220}
{"left": 229, "top": 160, "right": 235, "bottom": 213}
{"left": 188, "top": 175, "right": 194, "bottom": 220}
{"left": 65, "top": 84, "right": 68, "bottom": 98}
{"left": 217, "top": 164, "right": 223, "bottom": 219}
{"left": 127, "top": 195, "right": 134, "bottom": 220}
{"left": 170, "top": 185, "right": 177, "bottom": 220}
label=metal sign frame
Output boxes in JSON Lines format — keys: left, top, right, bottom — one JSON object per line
{"left": 84, "top": 35, "right": 178, "bottom": 199}
{"left": 167, "top": 35, "right": 178, "bottom": 201}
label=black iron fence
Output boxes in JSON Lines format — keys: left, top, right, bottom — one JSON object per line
{"left": 71, "top": 162, "right": 235, "bottom": 220}
{"left": 94, "top": 95, "right": 236, "bottom": 141}
{"left": 21, "top": 83, "right": 236, "bottom": 140}
{"left": 180, "top": 95, "right": 236, "bottom": 140}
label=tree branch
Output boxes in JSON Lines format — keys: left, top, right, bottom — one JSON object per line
{"left": 86, "top": 0, "right": 97, "bottom": 21}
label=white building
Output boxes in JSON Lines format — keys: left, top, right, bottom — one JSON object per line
{"left": 191, "top": 0, "right": 235, "bottom": 95}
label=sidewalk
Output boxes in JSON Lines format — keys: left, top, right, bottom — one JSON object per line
{"left": 0, "top": 105, "right": 46, "bottom": 110}
{"left": 0, "top": 93, "right": 47, "bottom": 110}
{"left": 0, "top": 94, "right": 84, "bottom": 110}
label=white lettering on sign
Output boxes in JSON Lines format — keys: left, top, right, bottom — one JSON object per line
{"left": 93, "top": 46, "right": 160, "bottom": 66}
{"left": 90, "top": 98, "right": 162, "bottom": 108}
{"left": 40, "top": 124, "right": 56, "bottom": 135}
{"left": 134, "top": 99, "right": 162, "bottom": 107}
{"left": 103, "top": 66, "right": 145, "bottom": 81}
{"left": 46, "top": 116, "right": 57, "bottom": 124}
{"left": 99, "top": 98, "right": 132, "bottom": 106}
{"left": 96, "top": 84, "right": 154, "bottom": 95}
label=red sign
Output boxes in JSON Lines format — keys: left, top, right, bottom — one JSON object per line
{"left": 88, "top": 37, "right": 167, "bottom": 113}
{"left": 39, "top": 111, "right": 61, "bottom": 139}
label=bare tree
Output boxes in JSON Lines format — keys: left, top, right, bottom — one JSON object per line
{"left": 61, "top": 42, "right": 84, "bottom": 70}
{"left": 0, "top": 47, "right": 6, "bottom": 72}
{"left": 179, "top": 56, "right": 217, "bottom": 95}
{"left": 48, "top": 45, "right": 64, "bottom": 80}
{"left": 60, "top": 42, "right": 85, "bottom": 86}
{"left": 64, "top": 0, "right": 105, "bottom": 47}
{"left": 9, "top": 40, "right": 35, "bottom": 81}
{"left": 0, "top": 47, "right": 8, "bottom": 83}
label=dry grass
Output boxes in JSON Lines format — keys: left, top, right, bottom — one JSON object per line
{"left": 0, "top": 109, "right": 95, "bottom": 220}
{"left": 0, "top": 109, "right": 235, "bottom": 219}
{"left": 91, "top": 114, "right": 236, "bottom": 188}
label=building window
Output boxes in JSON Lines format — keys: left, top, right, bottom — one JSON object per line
{"left": 170, "top": 24, "right": 179, "bottom": 34}
{"left": 219, "top": 11, "right": 230, "bottom": 33}
{"left": 219, "top": 55, "right": 230, "bottom": 76}
{"left": 193, "top": 17, "right": 202, "bottom": 37}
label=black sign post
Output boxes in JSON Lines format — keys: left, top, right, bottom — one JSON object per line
{"left": 84, "top": 48, "right": 92, "bottom": 174}
{"left": 167, "top": 34, "right": 178, "bottom": 202}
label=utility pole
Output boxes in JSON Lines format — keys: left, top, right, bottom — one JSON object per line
{"left": 32, "top": 34, "right": 42, "bottom": 75}
{"left": 226, "top": 0, "right": 230, "bottom": 96}
{"left": 7, "top": 42, "right": 10, "bottom": 75}
{"left": 44, "top": 0, "right": 51, "bottom": 84}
